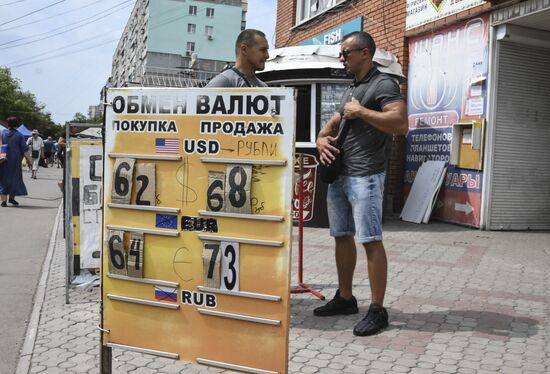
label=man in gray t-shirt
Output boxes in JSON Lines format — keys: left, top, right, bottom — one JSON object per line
{"left": 206, "top": 29, "right": 269, "bottom": 88}
{"left": 314, "top": 31, "right": 408, "bottom": 337}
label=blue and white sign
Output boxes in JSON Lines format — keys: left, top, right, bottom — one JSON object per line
{"left": 300, "top": 17, "right": 363, "bottom": 46}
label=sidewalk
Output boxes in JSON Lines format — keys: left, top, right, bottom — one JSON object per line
{"left": 19, "top": 214, "right": 550, "bottom": 373}
{"left": 0, "top": 166, "right": 63, "bottom": 374}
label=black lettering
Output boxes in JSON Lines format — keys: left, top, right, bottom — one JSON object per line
{"left": 193, "top": 291, "right": 204, "bottom": 306}
{"left": 271, "top": 95, "right": 284, "bottom": 115}
{"left": 112, "top": 96, "right": 125, "bottom": 113}
{"left": 141, "top": 96, "right": 156, "bottom": 113}
{"left": 208, "top": 140, "right": 219, "bottom": 155}
{"left": 212, "top": 96, "right": 228, "bottom": 114}
{"left": 252, "top": 96, "right": 269, "bottom": 114}
{"left": 184, "top": 139, "right": 195, "bottom": 154}
{"left": 159, "top": 95, "right": 171, "bottom": 114}
{"left": 181, "top": 216, "right": 193, "bottom": 231}
{"left": 181, "top": 290, "right": 192, "bottom": 304}
{"left": 197, "top": 95, "right": 210, "bottom": 114}
{"left": 206, "top": 294, "right": 216, "bottom": 308}
{"left": 127, "top": 96, "right": 139, "bottom": 113}
{"left": 197, "top": 140, "right": 207, "bottom": 154}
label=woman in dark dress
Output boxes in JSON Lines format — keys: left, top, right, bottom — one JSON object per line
{"left": 0, "top": 117, "right": 32, "bottom": 207}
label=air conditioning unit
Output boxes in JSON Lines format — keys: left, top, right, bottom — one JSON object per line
{"left": 207, "top": 35, "right": 214, "bottom": 40}
{"left": 185, "top": 51, "right": 192, "bottom": 56}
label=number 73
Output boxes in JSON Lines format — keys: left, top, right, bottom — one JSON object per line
{"left": 202, "top": 241, "right": 239, "bottom": 291}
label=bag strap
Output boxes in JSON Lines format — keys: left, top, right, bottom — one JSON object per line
{"left": 230, "top": 67, "right": 252, "bottom": 87}
{"left": 334, "top": 72, "right": 391, "bottom": 148}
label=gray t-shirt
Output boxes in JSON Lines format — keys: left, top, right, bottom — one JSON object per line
{"left": 206, "top": 68, "right": 268, "bottom": 88}
{"left": 337, "top": 68, "right": 404, "bottom": 176}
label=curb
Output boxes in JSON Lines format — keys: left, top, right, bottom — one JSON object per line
{"left": 15, "top": 203, "right": 62, "bottom": 374}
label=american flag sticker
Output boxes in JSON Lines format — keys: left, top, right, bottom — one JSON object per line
{"left": 155, "top": 138, "right": 180, "bottom": 153}
{"left": 154, "top": 286, "right": 178, "bottom": 303}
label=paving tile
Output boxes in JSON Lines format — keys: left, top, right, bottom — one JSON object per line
{"left": 23, "top": 218, "right": 550, "bottom": 373}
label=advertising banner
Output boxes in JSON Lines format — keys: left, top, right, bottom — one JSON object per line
{"left": 299, "top": 17, "right": 363, "bottom": 45}
{"left": 406, "top": 16, "right": 488, "bottom": 227}
{"left": 292, "top": 153, "right": 319, "bottom": 223}
{"left": 70, "top": 140, "right": 103, "bottom": 270}
{"left": 102, "top": 87, "right": 296, "bottom": 373}
{"left": 406, "top": 0, "right": 486, "bottom": 30}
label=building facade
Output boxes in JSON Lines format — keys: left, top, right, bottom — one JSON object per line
{"left": 111, "top": 0, "right": 247, "bottom": 88}
{"left": 88, "top": 105, "right": 103, "bottom": 120}
{"left": 274, "top": 0, "right": 550, "bottom": 230}
{"left": 405, "top": 0, "right": 550, "bottom": 229}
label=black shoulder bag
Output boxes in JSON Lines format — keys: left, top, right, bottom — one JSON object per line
{"left": 319, "top": 73, "right": 388, "bottom": 184}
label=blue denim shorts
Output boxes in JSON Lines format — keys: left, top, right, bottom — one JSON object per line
{"left": 327, "top": 173, "right": 385, "bottom": 243}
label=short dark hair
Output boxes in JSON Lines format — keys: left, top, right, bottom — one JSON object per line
{"left": 6, "top": 116, "right": 18, "bottom": 129}
{"left": 342, "top": 31, "right": 376, "bottom": 58}
{"left": 235, "top": 29, "right": 266, "bottom": 55}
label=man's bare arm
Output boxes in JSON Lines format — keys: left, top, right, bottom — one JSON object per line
{"left": 316, "top": 112, "right": 342, "bottom": 165}
{"left": 343, "top": 99, "right": 408, "bottom": 135}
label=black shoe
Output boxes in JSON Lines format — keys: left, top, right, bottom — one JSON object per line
{"left": 8, "top": 199, "right": 19, "bottom": 206}
{"left": 1, "top": 201, "right": 6, "bottom": 207}
{"left": 313, "top": 290, "right": 358, "bottom": 317}
{"left": 353, "top": 303, "right": 389, "bottom": 336}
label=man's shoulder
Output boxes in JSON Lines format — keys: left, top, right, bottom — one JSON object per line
{"left": 206, "top": 69, "right": 238, "bottom": 87}
{"left": 372, "top": 71, "right": 399, "bottom": 85}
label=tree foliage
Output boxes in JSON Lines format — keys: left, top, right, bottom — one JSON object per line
{"left": 0, "top": 67, "right": 62, "bottom": 138}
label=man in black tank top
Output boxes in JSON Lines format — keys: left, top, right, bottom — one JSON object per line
{"left": 206, "top": 29, "right": 269, "bottom": 88}
{"left": 314, "top": 31, "right": 408, "bottom": 336}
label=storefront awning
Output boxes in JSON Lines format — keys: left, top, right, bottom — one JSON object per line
{"left": 264, "top": 45, "right": 406, "bottom": 81}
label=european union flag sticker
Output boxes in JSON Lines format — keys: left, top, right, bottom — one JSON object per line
{"left": 156, "top": 214, "right": 178, "bottom": 229}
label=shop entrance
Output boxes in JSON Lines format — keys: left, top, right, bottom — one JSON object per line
{"left": 485, "top": 9, "right": 550, "bottom": 230}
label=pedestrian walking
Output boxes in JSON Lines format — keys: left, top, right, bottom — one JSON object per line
{"left": 56, "top": 137, "right": 66, "bottom": 168}
{"left": 27, "top": 129, "right": 44, "bottom": 179}
{"left": 44, "top": 136, "right": 55, "bottom": 166}
{"left": 314, "top": 31, "right": 408, "bottom": 336}
{"left": 0, "top": 117, "right": 33, "bottom": 207}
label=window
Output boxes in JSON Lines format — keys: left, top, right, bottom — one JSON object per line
{"left": 187, "top": 42, "right": 195, "bottom": 52}
{"left": 318, "top": 83, "right": 348, "bottom": 127}
{"left": 205, "top": 26, "right": 213, "bottom": 37}
{"left": 296, "top": 85, "right": 313, "bottom": 143}
{"left": 297, "top": 0, "right": 347, "bottom": 24}
{"left": 206, "top": 7, "right": 214, "bottom": 17}
{"left": 188, "top": 23, "right": 196, "bottom": 33}
{"left": 189, "top": 5, "right": 197, "bottom": 15}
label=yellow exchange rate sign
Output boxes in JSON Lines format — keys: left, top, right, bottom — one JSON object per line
{"left": 70, "top": 139, "right": 103, "bottom": 271}
{"left": 101, "top": 87, "right": 296, "bottom": 374}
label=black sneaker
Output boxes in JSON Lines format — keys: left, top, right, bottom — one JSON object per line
{"left": 353, "top": 303, "right": 389, "bottom": 336}
{"left": 313, "top": 290, "right": 358, "bottom": 317}
{"left": 1, "top": 201, "right": 6, "bottom": 207}
{"left": 8, "top": 199, "right": 19, "bottom": 206}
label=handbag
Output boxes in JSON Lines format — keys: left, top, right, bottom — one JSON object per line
{"left": 318, "top": 119, "right": 348, "bottom": 183}
{"left": 29, "top": 137, "right": 39, "bottom": 158}
{"left": 318, "top": 72, "right": 390, "bottom": 184}
{"left": 39, "top": 157, "right": 48, "bottom": 168}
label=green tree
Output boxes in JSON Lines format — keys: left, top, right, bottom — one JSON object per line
{"left": 70, "top": 112, "right": 88, "bottom": 123}
{"left": 0, "top": 67, "right": 60, "bottom": 138}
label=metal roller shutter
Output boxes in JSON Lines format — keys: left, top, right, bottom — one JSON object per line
{"left": 489, "top": 42, "right": 550, "bottom": 230}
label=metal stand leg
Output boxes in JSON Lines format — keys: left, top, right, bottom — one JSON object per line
{"left": 100, "top": 345, "right": 112, "bottom": 374}
{"left": 291, "top": 154, "right": 325, "bottom": 300}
